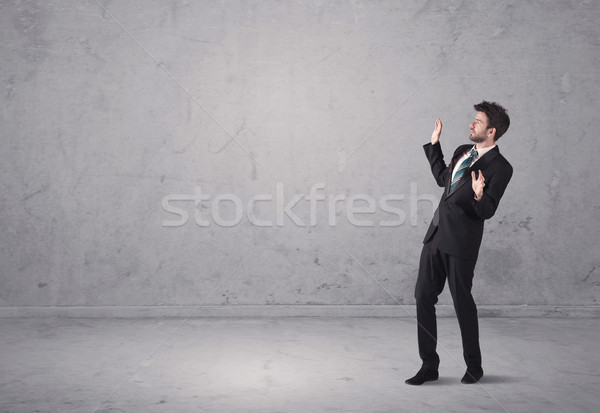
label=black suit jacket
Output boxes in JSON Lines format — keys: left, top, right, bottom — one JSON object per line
{"left": 422, "top": 142, "right": 513, "bottom": 261}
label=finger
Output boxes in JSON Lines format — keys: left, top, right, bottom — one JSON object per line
{"left": 478, "top": 170, "right": 484, "bottom": 181}
{"left": 471, "top": 171, "right": 476, "bottom": 180}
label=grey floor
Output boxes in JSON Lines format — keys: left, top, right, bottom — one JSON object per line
{"left": 0, "top": 317, "right": 598, "bottom": 413}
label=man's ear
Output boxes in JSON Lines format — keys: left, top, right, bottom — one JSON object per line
{"left": 487, "top": 127, "right": 496, "bottom": 140}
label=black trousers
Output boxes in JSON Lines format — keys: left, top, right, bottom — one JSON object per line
{"left": 414, "top": 232, "right": 481, "bottom": 371}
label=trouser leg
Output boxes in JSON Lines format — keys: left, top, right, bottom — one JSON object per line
{"left": 414, "top": 238, "right": 446, "bottom": 370}
{"left": 445, "top": 253, "right": 482, "bottom": 369}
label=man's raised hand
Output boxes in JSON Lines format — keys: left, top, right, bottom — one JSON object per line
{"left": 431, "top": 118, "right": 442, "bottom": 145}
{"left": 471, "top": 170, "right": 485, "bottom": 200}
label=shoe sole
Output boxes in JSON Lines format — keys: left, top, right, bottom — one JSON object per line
{"left": 461, "top": 376, "right": 483, "bottom": 384}
{"left": 405, "top": 377, "right": 438, "bottom": 385}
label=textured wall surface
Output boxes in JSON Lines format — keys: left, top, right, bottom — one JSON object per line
{"left": 1, "top": 0, "right": 599, "bottom": 307}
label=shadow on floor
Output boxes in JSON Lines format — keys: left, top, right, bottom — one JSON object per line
{"left": 406, "top": 375, "right": 521, "bottom": 386}
{"left": 480, "top": 374, "right": 522, "bottom": 384}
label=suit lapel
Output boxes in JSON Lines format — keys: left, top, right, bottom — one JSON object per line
{"left": 469, "top": 145, "right": 500, "bottom": 172}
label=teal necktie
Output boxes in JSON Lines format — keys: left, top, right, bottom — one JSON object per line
{"left": 449, "top": 149, "right": 478, "bottom": 192}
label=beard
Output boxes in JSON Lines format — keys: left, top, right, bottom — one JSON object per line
{"left": 469, "top": 133, "right": 486, "bottom": 143}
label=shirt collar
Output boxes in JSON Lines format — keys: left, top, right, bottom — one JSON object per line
{"left": 471, "top": 144, "right": 496, "bottom": 159}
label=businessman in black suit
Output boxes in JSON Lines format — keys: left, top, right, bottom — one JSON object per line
{"left": 406, "top": 101, "right": 513, "bottom": 385}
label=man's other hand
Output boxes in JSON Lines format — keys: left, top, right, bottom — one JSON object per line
{"left": 471, "top": 170, "right": 485, "bottom": 200}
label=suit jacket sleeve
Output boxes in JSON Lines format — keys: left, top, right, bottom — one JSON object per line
{"left": 471, "top": 161, "right": 513, "bottom": 220}
{"left": 423, "top": 142, "right": 448, "bottom": 188}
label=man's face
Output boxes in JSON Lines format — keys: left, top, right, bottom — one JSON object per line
{"left": 469, "top": 112, "right": 491, "bottom": 144}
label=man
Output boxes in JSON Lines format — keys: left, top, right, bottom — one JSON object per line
{"left": 405, "top": 101, "right": 513, "bottom": 385}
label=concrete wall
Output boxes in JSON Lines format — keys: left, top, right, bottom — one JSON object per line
{"left": 1, "top": 0, "right": 599, "bottom": 308}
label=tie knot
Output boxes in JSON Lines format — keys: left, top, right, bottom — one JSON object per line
{"left": 470, "top": 149, "right": 478, "bottom": 158}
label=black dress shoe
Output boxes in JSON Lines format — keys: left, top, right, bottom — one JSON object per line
{"left": 405, "top": 367, "right": 439, "bottom": 385}
{"left": 461, "top": 368, "right": 483, "bottom": 384}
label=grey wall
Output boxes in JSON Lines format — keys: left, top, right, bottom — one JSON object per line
{"left": 1, "top": 0, "right": 599, "bottom": 308}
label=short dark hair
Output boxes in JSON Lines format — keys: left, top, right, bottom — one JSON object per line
{"left": 473, "top": 101, "right": 510, "bottom": 141}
